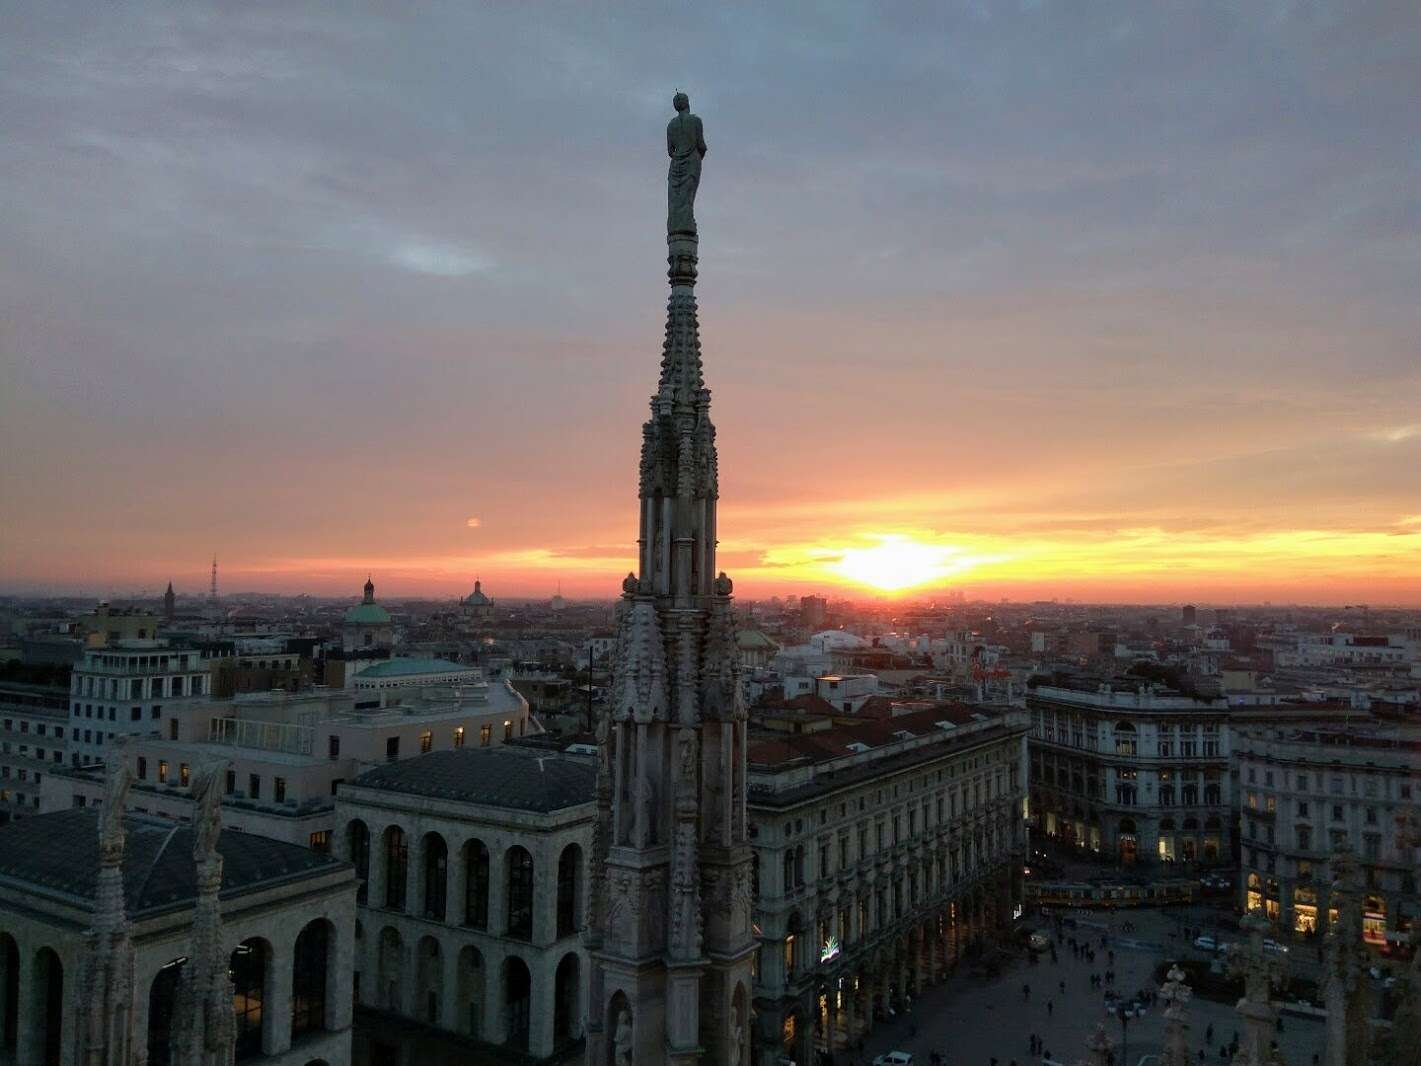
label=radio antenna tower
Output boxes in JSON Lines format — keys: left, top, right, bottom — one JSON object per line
{"left": 209, "top": 555, "right": 218, "bottom": 601}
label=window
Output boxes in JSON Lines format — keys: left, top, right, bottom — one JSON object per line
{"left": 137, "top": 756, "right": 147, "bottom": 780}
{"left": 225, "top": 770, "right": 236, "bottom": 795}
{"left": 168, "top": 719, "right": 178, "bottom": 741}
{"left": 506, "top": 847, "right": 534, "bottom": 939}
{"left": 308, "top": 830, "right": 331, "bottom": 853}
{"left": 385, "top": 828, "right": 408, "bottom": 910}
{"left": 231, "top": 940, "right": 266, "bottom": 1060}
{"left": 291, "top": 921, "right": 328, "bottom": 1038}
{"left": 385, "top": 737, "right": 399, "bottom": 763}
{"left": 1297, "top": 827, "right": 1312, "bottom": 850}
{"left": 454, "top": 726, "right": 465, "bottom": 748}
{"left": 464, "top": 840, "right": 490, "bottom": 929}
{"left": 1298, "top": 801, "right": 1309, "bottom": 818}
{"left": 420, "top": 729, "right": 433, "bottom": 754}
{"left": 504, "top": 720, "right": 513, "bottom": 742}
{"left": 328, "top": 735, "right": 340, "bottom": 761}
{"left": 179, "top": 763, "right": 190, "bottom": 787}
{"left": 274, "top": 777, "right": 286, "bottom": 804}
{"left": 130, "top": 706, "right": 142, "bottom": 722}
{"left": 480, "top": 724, "right": 492, "bottom": 746}
{"left": 158, "top": 760, "right": 169, "bottom": 784}
{"left": 248, "top": 774, "right": 261, "bottom": 800}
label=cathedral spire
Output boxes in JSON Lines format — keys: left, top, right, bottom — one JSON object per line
{"left": 587, "top": 90, "right": 752, "bottom": 1066}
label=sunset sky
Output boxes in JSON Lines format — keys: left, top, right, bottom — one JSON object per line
{"left": 3, "top": 3, "right": 1419, "bottom": 604}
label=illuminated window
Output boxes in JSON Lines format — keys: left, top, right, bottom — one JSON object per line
{"left": 158, "top": 760, "right": 169, "bottom": 784}
{"left": 420, "top": 730, "right": 432, "bottom": 754}
{"left": 453, "top": 726, "right": 465, "bottom": 748}
{"left": 480, "top": 724, "right": 492, "bottom": 747}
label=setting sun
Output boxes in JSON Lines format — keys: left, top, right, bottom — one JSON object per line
{"left": 830, "top": 535, "right": 974, "bottom": 592}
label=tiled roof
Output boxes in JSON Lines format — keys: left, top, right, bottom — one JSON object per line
{"left": 351, "top": 747, "right": 595, "bottom": 812}
{"left": 0, "top": 809, "right": 344, "bottom": 915}
{"left": 748, "top": 702, "right": 1003, "bottom": 767}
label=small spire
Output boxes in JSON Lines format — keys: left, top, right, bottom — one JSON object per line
{"left": 363, "top": 575, "right": 375, "bottom": 603}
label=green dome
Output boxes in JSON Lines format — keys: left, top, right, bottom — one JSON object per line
{"left": 344, "top": 602, "right": 391, "bottom": 625}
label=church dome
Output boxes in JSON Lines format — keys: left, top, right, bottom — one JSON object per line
{"left": 344, "top": 602, "right": 391, "bottom": 625}
{"left": 345, "top": 576, "right": 391, "bottom": 625}
{"left": 465, "top": 579, "right": 491, "bottom": 606}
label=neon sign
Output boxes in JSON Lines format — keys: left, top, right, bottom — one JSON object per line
{"left": 820, "top": 935, "right": 841, "bottom": 964}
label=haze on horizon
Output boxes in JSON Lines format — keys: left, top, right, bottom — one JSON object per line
{"left": 2, "top": 2, "right": 1419, "bottom": 607}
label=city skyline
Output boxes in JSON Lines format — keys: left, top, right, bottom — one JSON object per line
{"left": 4, "top": 3, "right": 1420, "bottom": 604}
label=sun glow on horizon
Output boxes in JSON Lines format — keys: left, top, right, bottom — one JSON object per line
{"left": 829, "top": 535, "right": 990, "bottom": 592}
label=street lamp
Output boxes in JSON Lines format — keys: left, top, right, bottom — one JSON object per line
{"left": 1118, "top": 1008, "right": 1130, "bottom": 1066}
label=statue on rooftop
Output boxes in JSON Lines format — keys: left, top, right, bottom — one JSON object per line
{"left": 189, "top": 759, "right": 228, "bottom": 863}
{"left": 667, "top": 92, "right": 707, "bottom": 237}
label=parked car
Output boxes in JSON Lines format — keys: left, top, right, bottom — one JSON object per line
{"left": 1263, "top": 939, "right": 1289, "bottom": 955}
{"left": 873, "top": 1054, "right": 915, "bottom": 1066}
{"left": 1193, "top": 935, "right": 1219, "bottom": 951}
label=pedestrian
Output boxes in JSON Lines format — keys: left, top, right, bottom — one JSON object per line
{"left": 1047, "top": 1000, "right": 1054, "bottom": 1018}
{"left": 1023, "top": 982, "right": 1031, "bottom": 1001}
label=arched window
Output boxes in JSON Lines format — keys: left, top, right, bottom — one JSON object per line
{"left": 464, "top": 839, "right": 490, "bottom": 929}
{"left": 292, "top": 920, "right": 330, "bottom": 1038}
{"left": 416, "top": 937, "right": 441, "bottom": 1024}
{"left": 783, "top": 851, "right": 795, "bottom": 893}
{"left": 506, "top": 846, "right": 534, "bottom": 940}
{"left": 147, "top": 958, "right": 186, "bottom": 1066}
{"left": 504, "top": 956, "right": 532, "bottom": 1050}
{"left": 384, "top": 826, "right": 408, "bottom": 911}
{"left": 553, "top": 953, "right": 580, "bottom": 1045}
{"left": 33, "top": 948, "right": 63, "bottom": 1066}
{"left": 557, "top": 844, "right": 582, "bottom": 938}
{"left": 457, "top": 946, "right": 484, "bottom": 1038}
{"left": 422, "top": 833, "right": 448, "bottom": 921}
{"left": 347, "top": 821, "right": 370, "bottom": 905}
{"left": 231, "top": 938, "right": 268, "bottom": 1061}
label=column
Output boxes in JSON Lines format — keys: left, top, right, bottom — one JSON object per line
{"left": 483, "top": 950, "right": 506, "bottom": 1045}
{"left": 407, "top": 836, "right": 422, "bottom": 919}
{"left": 331, "top": 904, "right": 357, "bottom": 1032}
{"left": 489, "top": 843, "right": 509, "bottom": 937}
{"left": 367, "top": 824, "right": 387, "bottom": 912}
{"left": 529, "top": 957, "right": 558, "bottom": 1059}
{"left": 15, "top": 944, "right": 37, "bottom": 1066}
{"left": 265, "top": 941, "right": 294, "bottom": 1055}
{"left": 843, "top": 976, "right": 857, "bottom": 1046}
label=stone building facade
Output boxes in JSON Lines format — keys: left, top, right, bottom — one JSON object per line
{"left": 1234, "top": 723, "right": 1419, "bottom": 949}
{"left": 747, "top": 703, "right": 1028, "bottom": 1065}
{"left": 0, "top": 680, "right": 69, "bottom": 824}
{"left": 1027, "top": 680, "right": 1233, "bottom": 866}
{"left": 334, "top": 746, "right": 595, "bottom": 1060}
{"left": 0, "top": 797, "right": 356, "bottom": 1065}
{"left": 68, "top": 642, "right": 212, "bottom": 765}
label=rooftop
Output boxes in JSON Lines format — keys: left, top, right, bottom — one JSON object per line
{"left": 349, "top": 746, "right": 594, "bottom": 812}
{"left": 357, "top": 656, "right": 474, "bottom": 678}
{"left": 0, "top": 808, "right": 345, "bottom": 916}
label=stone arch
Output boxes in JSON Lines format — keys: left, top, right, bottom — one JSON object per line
{"left": 421, "top": 831, "right": 448, "bottom": 920}
{"left": 415, "top": 936, "right": 442, "bottom": 1024}
{"left": 292, "top": 917, "right": 334, "bottom": 1039}
{"left": 1, "top": 932, "right": 17, "bottom": 1055}
{"left": 377, "top": 926, "right": 404, "bottom": 1012}
{"left": 230, "top": 936, "right": 270, "bottom": 1061}
{"left": 463, "top": 837, "right": 490, "bottom": 929}
{"left": 506, "top": 845, "right": 534, "bottom": 940}
{"left": 382, "top": 825, "right": 408, "bottom": 911}
{"left": 455, "top": 945, "right": 484, "bottom": 1038}
{"left": 553, "top": 951, "right": 581, "bottom": 1045}
{"left": 346, "top": 819, "right": 371, "bottom": 904}
{"left": 557, "top": 842, "right": 583, "bottom": 938}
{"left": 146, "top": 957, "right": 187, "bottom": 1066}
{"left": 503, "top": 955, "right": 532, "bottom": 1050}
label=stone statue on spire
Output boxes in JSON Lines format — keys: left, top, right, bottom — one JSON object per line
{"left": 667, "top": 92, "right": 706, "bottom": 237}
